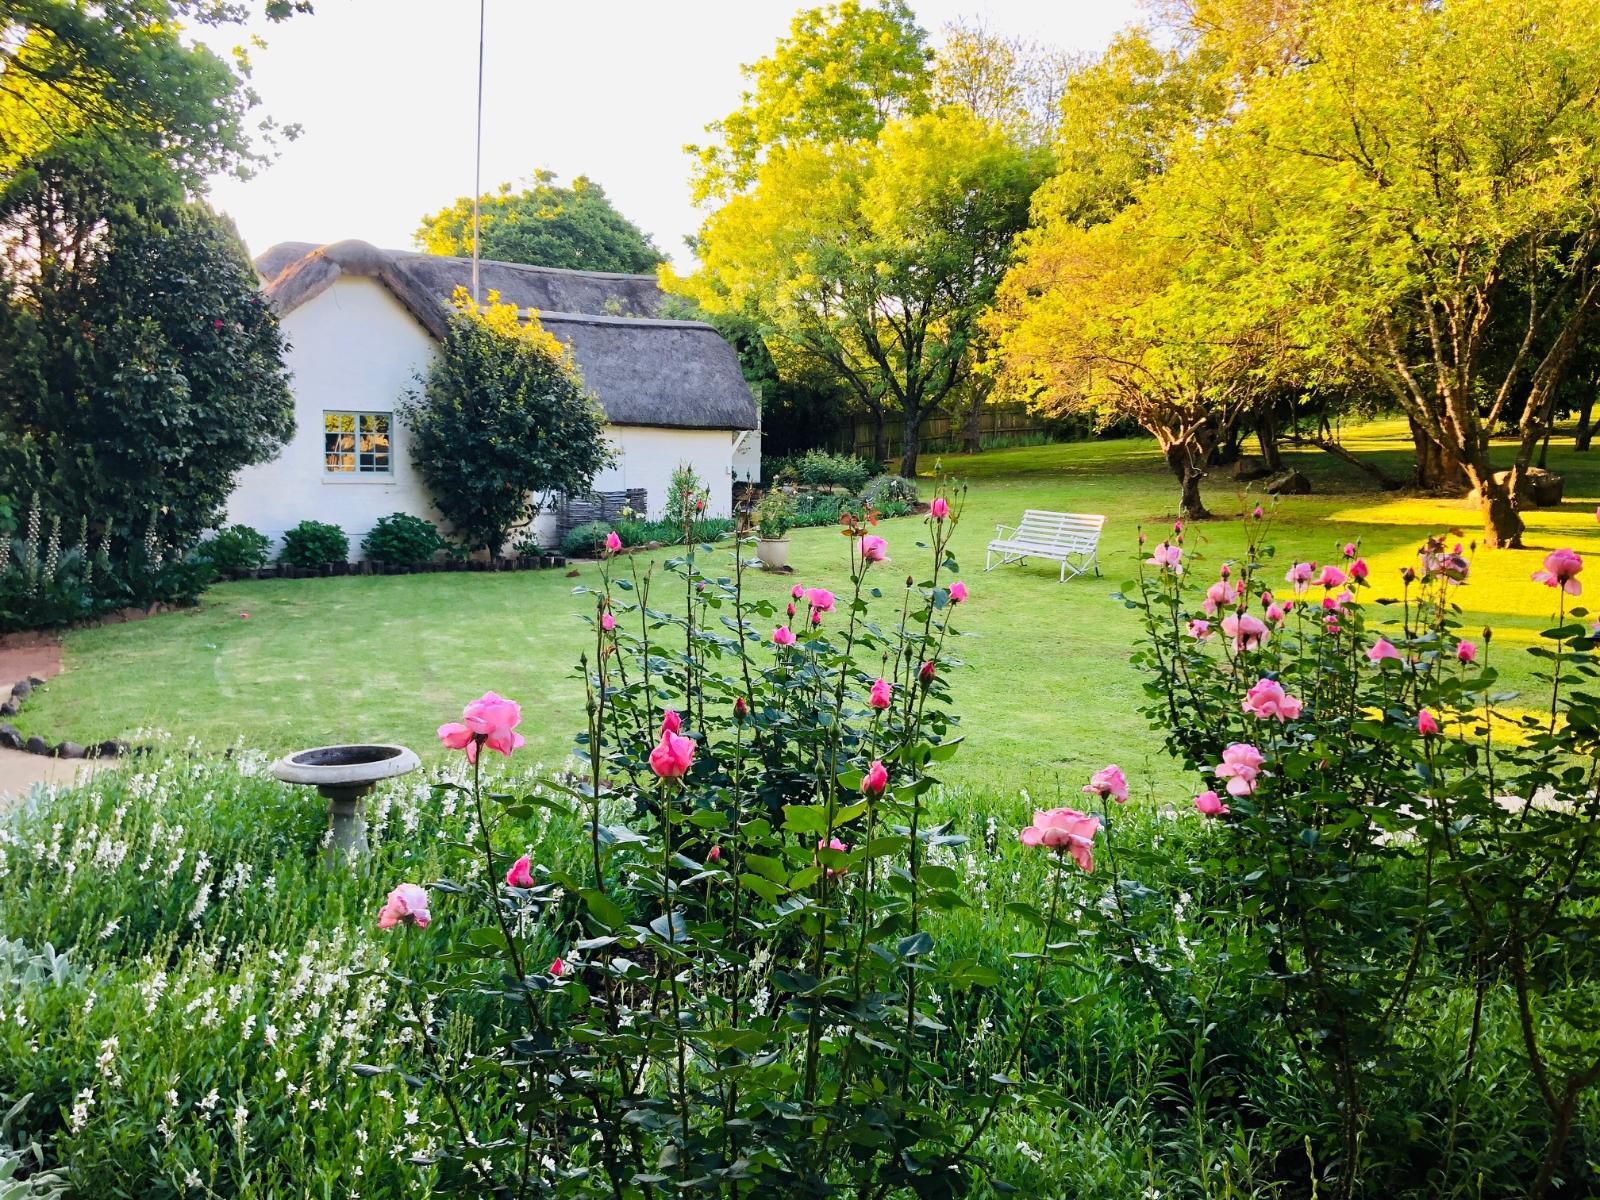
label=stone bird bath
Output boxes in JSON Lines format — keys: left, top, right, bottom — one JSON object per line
{"left": 270, "top": 743, "right": 420, "bottom": 866}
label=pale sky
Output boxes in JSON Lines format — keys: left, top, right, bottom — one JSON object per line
{"left": 202, "top": 0, "right": 1143, "bottom": 269}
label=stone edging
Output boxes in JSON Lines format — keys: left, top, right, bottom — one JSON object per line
{"left": 0, "top": 676, "right": 130, "bottom": 761}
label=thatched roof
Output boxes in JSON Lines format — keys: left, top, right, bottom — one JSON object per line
{"left": 256, "top": 239, "right": 756, "bottom": 431}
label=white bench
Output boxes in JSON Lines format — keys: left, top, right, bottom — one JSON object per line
{"left": 985, "top": 510, "right": 1105, "bottom": 582}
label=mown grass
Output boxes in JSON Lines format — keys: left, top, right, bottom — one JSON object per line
{"left": 19, "top": 419, "right": 1600, "bottom": 800}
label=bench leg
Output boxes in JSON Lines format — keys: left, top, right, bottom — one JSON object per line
{"left": 1059, "top": 558, "right": 1066, "bottom": 583}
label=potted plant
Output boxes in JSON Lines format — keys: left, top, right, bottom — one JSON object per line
{"left": 755, "top": 490, "right": 794, "bottom": 570}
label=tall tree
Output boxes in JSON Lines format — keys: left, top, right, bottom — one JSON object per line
{"left": 415, "top": 172, "right": 664, "bottom": 273}
{"left": 931, "top": 17, "right": 1078, "bottom": 146}
{"left": 0, "top": 1, "right": 306, "bottom": 210}
{"left": 1229, "top": 0, "right": 1600, "bottom": 546}
{"left": 686, "top": 0, "right": 932, "bottom": 203}
{"left": 671, "top": 107, "right": 1045, "bottom": 477}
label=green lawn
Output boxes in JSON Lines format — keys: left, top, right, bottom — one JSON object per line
{"left": 21, "top": 420, "right": 1600, "bottom": 797}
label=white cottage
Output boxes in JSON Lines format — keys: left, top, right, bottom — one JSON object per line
{"left": 229, "top": 239, "right": 760, "bottom": 555}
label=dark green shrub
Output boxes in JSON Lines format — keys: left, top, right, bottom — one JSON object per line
{"left": 792, "top": 493, "right": 847, "bottom": 527}
{"left": 279, "top": 520, "right": 348, "bottom": 568}
{"left": 197, "top": 524, "right": 271, "bottom": 576}
{"left": 361, "top": 512, "right": 444, "bottom": 565}
{"left": 561, "top": 521, "right": 613, "bottom": 558}
{"left": 860, "top": 473, "right": 918, "bottom": 506}
{"left": 794, "top": 449, "right": 872, "bottom": 492}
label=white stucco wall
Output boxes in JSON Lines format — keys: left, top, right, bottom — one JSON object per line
{"left": 228, "top": 276, "right": 441, "bottom": 555}
{"left": 228, "top": 273, "right": 755, "bottom": 557}
{"left": 597, "top": 426, "right": 742, "bottom": 521}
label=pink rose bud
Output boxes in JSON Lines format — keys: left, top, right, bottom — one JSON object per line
{"left": 660, "top": 709, "right": 681, "bottom": 737}
{"left": 930, "top": 497, "right": 950, "bottom": 520}
{"left": 919, "top": 660, "right": 936, "bottom": 687}
{"left": 604, "top": 530, "right": 622, "bottom": 553}
{"left": 648, "top": 730, "right": 695, "bottom": 778}
{"left": 869, "top": 678, "right": 892, "bottom": 710}
{"left": 550, "top": 956, "right": 566, "bottom": 978}
{"left": 505, "top": 854, "right": 534, "bottom": 888}
{"left": 949, "top": 580, "right": 968, "bottom": 604}
{"left": 786, "top": 602, "right": 796, "bottom": 618}
{"left": 1252, "top": 505, "right": 1263, "bottom": 519}
{"left": 1417, "top": 708, "right": 1440, "bottom": 736}
{"left": 1456, "top": 640, "right": 1476, "bottom": 663}
{"left": 601, "top": 611, "right": 615, "bottom": 631}
{"left": 378, "top": 883, "right": 431, "bottom": 930}
{"left": 773, "top": 625, "right": 796, "bottom": 646}
{"left": 1194, "top": 790, "right": 1230, "bottom": 817}
{"left": 861, "top": 759, "right": 889, "bottom": 798}
{"left": 791, "top": 584, "right": 805, "bottom": 600}
{"left": 734, "top": 696, "right": 748, "bottom": 721}
{"left": 816, "top": 836, "right": 850, "bottom": 877}
{"left": 810, "top": 608, "right": 823, "bottom": 625}
{"left": 708, "top": 844, "right": 722, "bottom": 862}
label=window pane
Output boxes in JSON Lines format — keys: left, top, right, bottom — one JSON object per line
{"left": 326, "top": 411, "right": 391, "bottom": 473}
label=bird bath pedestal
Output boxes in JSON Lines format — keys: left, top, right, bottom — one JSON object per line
{"left": 270, "top": 744, "right": 420, "bottom": 867}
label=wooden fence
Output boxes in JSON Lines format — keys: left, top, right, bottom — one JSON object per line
{"left": 831, "top": 402, "right": 1059, "bottom": 460}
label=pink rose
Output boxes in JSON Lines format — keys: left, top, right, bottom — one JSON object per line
{"left": 1188, "top": 618, "right": 1212, "bottom": 640}
{"left": 1018, "top": 807, "right": 1101, "bottom": 872}
{"left": 869, "top": 678, "right": 892, "bottom": 710}
{"left": 930, "top": 496, "right": 950, "bottom": 520}
{"left": 438, "top": 691, "right": 525, "bottom": 762}
{"left": 1214, "top": 743, "right": 1265, "bottom": 797}
{"left": 1342, "top": 542, "right": 1357, "bottom": 559}
{"left": 604, "top": 530, "right": 622, "bottom": 554}
{"left": 733, "top": 696, "right": 748, "bottom": 721}
{"left": 792, "top": 584, "right": 805, "bottom": 600}
{"left": 1265, "top": 603, "right": 1287, "bottom": 623}
{"left": 1252, "top": 504, "right": 1263, "bottom": 519}
{"left": 708, "top": 844, "right": 722, "bottom": 862}
{"left": 949, "top": 580, "right": 968, "bottom": 604}
{"left": 1532, "top": 548, "right": 1584, "bottom": 595}
{"left": 805, "top": 587, "right": 836, "bottom": 613}
{"left": 1456, "top": 640, "right": 1476, "bottom": 663}
{"left": 1146, "top": 543, "right": 1182, "bottom": 572}
{"left": 919, "top": 660, "right": 936, "bottom": 687}
{"left": 1242, "top": 678, "right": 1303, "bottom": 723}
{"left": 1194, "top": 789, "right": 1230, "bottom": 817}
{"left": 1367, "top": 638, "right": 1401, "bottom": 664}
{"left": 1284, "top": 562, "right": 1314, "bottom": 594}
{"left": 1202, "top": 580, "right": 1232, "bottom": 616}
{"left": 1315, "top": 565, "right": 1347, "bottom": 589}
{"left": 601, "top": 611, "right": 616, "bottom": 631}
{"left": 378, "top": 883, "right": 431, "bottom": 930}
{"left": 1222, "top": 612, "right": 1269, "bottom": 652}
{"left": 861, "top": 759, "right": 889, "bottom": 798}
{"left": 861, "top": 535, "right": 887, "bottom": 562}
{"left": 1350, "top": 558, "right": 1368, "bottom": 582}
{"left": 1083, "top": 764, "right": 1129, "bottom": 804}
{"left": 1417, "top": 708, "right": 1440, "bottom": 736}
{"left": 505, "top": 854, "right": 534, "bottom": 888}
{"left": 772, "top": 625, "right": 796, "bottom": 646}
{"left": 649, "top": 730, "right": 695, "bottom": 778}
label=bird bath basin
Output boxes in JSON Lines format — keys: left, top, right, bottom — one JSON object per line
{"left": 270, "top": 743, "right": 420, "bottom": 865}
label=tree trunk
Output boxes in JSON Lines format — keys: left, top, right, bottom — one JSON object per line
{"left": 1576, "top": 393, "right": 1595, "bottom": 451}
{"left": 1164, "top": 444, "right": 1211, "bottom": 519}
{"left": 1465, "top": 463, "right": 1525, "bottom": 548}
{"left": 898, "top": 412, "right": 922, "bottom": 480}
{"left": 963, "top": 393, "right": 983, "bottom": 454}
{"left": 871, "top": 407, "right": 888, "bottom": 466}
{"left": 1410, "top": 417, "right": 1469, "bottom": 492}
{"left": 1257, "top": 407, "right": 1284, "bottom": 472}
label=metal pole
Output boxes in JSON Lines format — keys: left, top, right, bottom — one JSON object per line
{"left": 471, "top": 0, "right": 485, "bottom": 303}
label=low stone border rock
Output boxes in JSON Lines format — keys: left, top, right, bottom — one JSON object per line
{"left": 0, "top": 673, "right": 135, "bottom": 761}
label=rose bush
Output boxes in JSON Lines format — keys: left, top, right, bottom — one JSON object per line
{"left": 1115, "top": 513, "right": 1600, "bottom": 1199}
{"left": 369, "top": 485, "right": 1119, "bottom": 1197}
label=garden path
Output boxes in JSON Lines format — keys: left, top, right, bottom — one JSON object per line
{"left": 0, "top": 636, "right": 105, "bottom": 805}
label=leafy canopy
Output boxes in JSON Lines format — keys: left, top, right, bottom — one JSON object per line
{"left": 0, "top": 202, "right": 294, "bottom": 554}
{"left": 686, "top": 0, "right": 932, "bottom": 202}
{"left": 670, "top": 106, "right": 1045, "bottom": 477}
{"left": 415, "top": 172, "right": 664, "bottom": 274}
{"left": 399, "top": 291, "right": 612, "bottom": 556}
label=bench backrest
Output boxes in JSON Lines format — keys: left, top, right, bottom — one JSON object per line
{"left": 1013, "top": 510, "right": 1104, "bottom": 549}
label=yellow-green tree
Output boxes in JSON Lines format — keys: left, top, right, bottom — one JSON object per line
{"left": 1226, "top": 0, "right": 1600, "bottom": 546}
{"left": 670, "top": 107, "right": 1045, "bottom": 477}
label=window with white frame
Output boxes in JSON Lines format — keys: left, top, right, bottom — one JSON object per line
{"left": 324, "top": 411, "right": 392, "bottom": 475}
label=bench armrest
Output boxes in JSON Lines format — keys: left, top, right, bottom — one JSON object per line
{"left": 993, "top": 524, "right": 1014, "bottom": 536}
